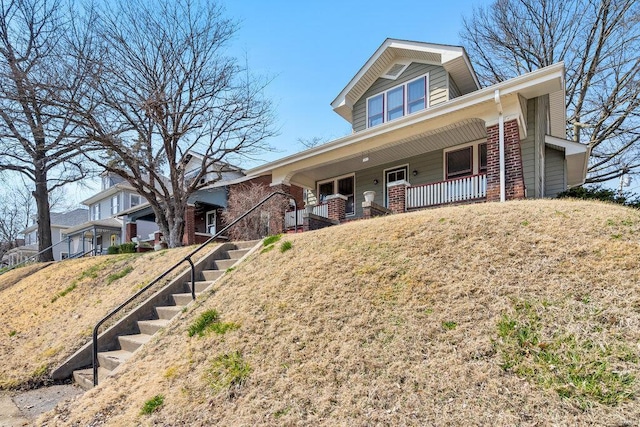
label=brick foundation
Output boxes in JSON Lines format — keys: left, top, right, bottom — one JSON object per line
{"left": 486, "top": 119, "right": 525, "bottom": 202}
{"left": 387, "top": 180, "right": 409, "bottom": 214}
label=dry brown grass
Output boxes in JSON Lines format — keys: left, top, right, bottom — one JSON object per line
{"left": 39, "top": 200, "right": 640, "bottom": 426}
{"left": 0, "top": 244, "right": 218, "bottom": 390}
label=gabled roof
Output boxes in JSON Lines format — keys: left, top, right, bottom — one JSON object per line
{"left": 21, "top": 208, "right": 89, "bottom": 234}
{"left": 331, "top": 39, "right": 480, "bottom": 123}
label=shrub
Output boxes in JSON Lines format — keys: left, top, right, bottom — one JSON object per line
{"left": 106, "top": 246, "right": 120, "bottom": 255}
{"left": 119, "top": 242, "right": 136, "bottom": 253}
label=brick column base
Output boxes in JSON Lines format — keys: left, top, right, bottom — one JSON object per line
{"left": 325, "top": 194, "right": 347, "bottom": 222}
{"left": 387, "top": 180, "right": 410, "bottom": 214}
{"left": 125, "top": 222, "right": 137, "bottom": 242}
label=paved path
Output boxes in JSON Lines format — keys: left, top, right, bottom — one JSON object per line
{"left": 0, "top": 385, "right": 83, "bottom": 426}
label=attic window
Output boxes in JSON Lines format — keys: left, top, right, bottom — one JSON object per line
{"left": 383, "top": 63, "right": 409, "bottom": 80}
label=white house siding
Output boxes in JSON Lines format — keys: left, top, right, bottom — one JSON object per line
{"left": 352, "top": 63, "right": 449, "bottom": 132}
{"left": 545, "top": 147, "right": 566, "bottom": 197}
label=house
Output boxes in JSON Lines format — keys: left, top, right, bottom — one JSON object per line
{"left": 120, "top": 153, "right": 250, "bottom": 246}
{"left": 62, "top": 173, "right": 153, "bottom": 255}
{"left": 245, "top": 39, "right": 589, "bottom": 229}
{"left": 2, "top": 208, "right": 88, "bottom": 266}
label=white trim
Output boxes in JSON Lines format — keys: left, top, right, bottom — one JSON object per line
{"left": 206, "top": 210, "right": 217, "bottom": 235}
{"left": 317, "top": 173, "right": 356, "bottom": 216}
{"left": 383, "top": 164, "right": 409, "bottom": 207}
{"left": 366, "top": 73, "right": 430, "bottom": 129}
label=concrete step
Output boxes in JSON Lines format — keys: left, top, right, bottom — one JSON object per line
{"left": 118, "top": 333, "right": 152, "bottom": 352}
{"left": 201, "top": 270, "right": 224, "bottom": 282}
{"left": 73, "top": 367, "right": 109, "bottom": 391}
{"left": 227, "top": 248, "right": 250, "bottom": 259}
{"left": 172, "top": 292, "right": 199, "bottom": 306}
{"left": 190, "top": 279, "right": 215, "bottom": 292}
{"left": 155, "top": 305, "right": 183, "bottom": 320}
{"left": 137, "top": 318, "right": 170, "bottom": 335}
{"left": 97, "top": 349, "right": 132, "bottom": 371}
{"left": 212, "top": 259, "right": 237, "bottom": 270}
{"left": 234, "top": 240, "right": 261, "bottom": 250}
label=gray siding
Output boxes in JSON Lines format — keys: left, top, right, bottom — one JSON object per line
{"left": 545, "top": 147, "right": 566, "bottom": 197}
{"left": 449, "top": 74, "right": 461, "bottom": 99}
{"left": 352, "top": 62, "right": 449, "bottom": 132}
{"left": 352, "top": 150, "right": 443, "bottom": 217}
{"left": 521, "top": 99, "right": 537, "bottom": 198}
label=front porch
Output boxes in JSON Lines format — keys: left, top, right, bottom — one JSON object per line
{"left": 284, "top": 173, "right": 488, "bottom": 231}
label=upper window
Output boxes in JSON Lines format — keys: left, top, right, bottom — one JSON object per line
{"left": 130, "top": 194, "right": 141, "bottom": 207}
{"left": 92, "top": 204, "right": 100, "bottom": 221}
{"left": 366, "top": 74, "right": 428, "bottom": 128}
{"left": 367, "top": 95, "right": 384, "bottom": 127}
{"left": 111, "top": 195, "right": 119, "bottom": 215}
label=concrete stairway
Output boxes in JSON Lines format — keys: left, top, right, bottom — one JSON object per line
{"left": 70, "top": 241, "right": 258, "bottom": 390}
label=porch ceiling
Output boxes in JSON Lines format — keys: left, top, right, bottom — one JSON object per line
{"left": 290, "top": 119, "right": 487, "bottom": 185}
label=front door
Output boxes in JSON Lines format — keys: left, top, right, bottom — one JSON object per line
{"left": 206, "top": 210, "right": 217, "bottom": 235}
{"left": 385, "top": 166, "right": 408, "bottom": 207}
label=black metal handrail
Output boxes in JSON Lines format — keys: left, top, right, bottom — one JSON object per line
{"left": 0, "top": 237, "right": 72, "bottom": 275}
{"left": 92, "top": 191, "right": 298, "bottom": 386}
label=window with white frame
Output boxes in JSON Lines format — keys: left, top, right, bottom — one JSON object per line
{"left": 111, "top": 195, "right": 119, "bottom": 215}
{"left": 366, "top": 73, "right": 429, "bottom": 128}
{"left": 444, "top": 142, "right": 488, "bottom": 180}
{"left": 317, "top": 174, "right": 355, "bottom": 216}
{"left": 130, "top": 194, "right": 141, "bottom": 208}
{"left": 92, "top": 204, "right": 100, "bottom": 220}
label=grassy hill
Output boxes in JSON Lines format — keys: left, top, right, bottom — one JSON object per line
{"left": 0, "top": 244, "right": 217, "bottom": 390}
{"left": 32, "top": 200, "right": 640, "bottom": 425}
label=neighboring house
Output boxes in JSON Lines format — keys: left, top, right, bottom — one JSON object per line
{"left": 245, "top": 39, "right": 589, "bottom": 230}
{"left": 63, "top": 173, "right": 150, "bottom": 256}
{"left": 120, "top": 154, "right": 249, "bottom": 246}
{"left": 2, "top": 208, "right": 88, "bottom": 266}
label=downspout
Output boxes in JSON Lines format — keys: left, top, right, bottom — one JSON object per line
{"left": 494, "top": 89, "right": 506, "bottom": 202}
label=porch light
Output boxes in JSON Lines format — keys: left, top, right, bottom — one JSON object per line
{"left": 373, "top": 179, "right": 379, "bottom": 185}
{"left": 413, "top": 170, "right": 418, "bottom": 177}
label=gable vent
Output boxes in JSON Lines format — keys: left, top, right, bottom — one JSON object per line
{"left": 382, "top": 62, "right": 409, "bottom": 80}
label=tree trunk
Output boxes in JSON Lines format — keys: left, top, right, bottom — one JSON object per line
{"left": 34, "top": 166, "right": 53, "bottom": 262}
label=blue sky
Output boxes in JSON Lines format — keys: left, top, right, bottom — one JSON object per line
{"left": 224, "top": 0, "right": 487, "bottom": 167}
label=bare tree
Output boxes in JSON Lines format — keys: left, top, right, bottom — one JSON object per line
{"left": 222, "top": 183, "right": 284, "bottom": 241}
{"left": 0, "top": 0, "right": 94, "bottom": 261}
{"left": 73, "top": 0, "right": 275, "bottom": 247}
{"left": 0, "top": 185, "right": 33, "bottom": 258}
{"left": 461, "top": 0, "right": 640, "bottom": 183}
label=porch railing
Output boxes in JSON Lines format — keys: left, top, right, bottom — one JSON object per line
{"left": 407, "top": 174, "right": 487, "bottom": 209}
{"left": 284, "top": 203, "right": 329, "bottom": 228}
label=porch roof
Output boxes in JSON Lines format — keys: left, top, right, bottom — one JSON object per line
{"left": 62, "top": 218, "right": 122, "bottom": 236}
{"left": 248, "top": 63, "right": 571, "bottom": 189}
